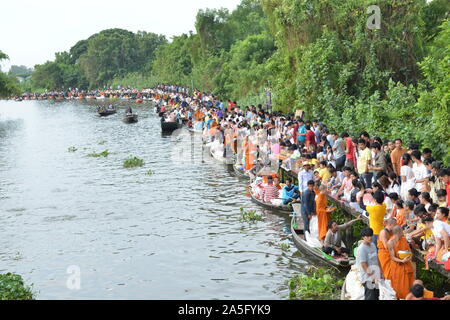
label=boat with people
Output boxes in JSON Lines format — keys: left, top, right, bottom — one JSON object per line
{"left": 161, "top": 118, "right": 182, "bottom": 133}
{"left": 233, "top": 164, "right": 250, "bottom": 180}
{"left": 209, "top": 140, "right": 235, "bottom": 165}
{"left": 290, "top": 215, "right": 353, "bottom": 269}
{"left": 123, "top": 113, "right": 138, "bottom": 123}
{"left": 250, "top": 193, "right": 292, "bottom": 213}
{"left": 98, "top": 105, "right": 117, "bottom": 116}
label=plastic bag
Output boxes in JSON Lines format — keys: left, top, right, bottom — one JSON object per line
{"left": 378, "top": 279, "right": 397, "bottom": 300}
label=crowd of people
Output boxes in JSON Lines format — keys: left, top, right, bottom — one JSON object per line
{"left": 20, "top": 83, "right": 450, "bottom": 299}
{"left": 149, "top": 84, "right": 450, "bottom": 300}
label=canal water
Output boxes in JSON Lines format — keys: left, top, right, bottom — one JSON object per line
{"left": 0, "top": 100, "right": 312, "bottom": 299}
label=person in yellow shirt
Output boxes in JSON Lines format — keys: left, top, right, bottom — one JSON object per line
{"left": 365, "top": 190, "right": 386, "bottom": 245}
{"left": 317, "top": 161, "right": 331, "bottom": 182}
{"left": 408, "top": 215, "right": 434, "bottom": 251}
{"left": 357, "top": 139, "right": 373, "bottom": 188}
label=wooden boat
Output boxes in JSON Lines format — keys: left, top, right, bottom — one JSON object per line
{"left": 161, "top": 119, "right": 182, "bottom": 133}
{"left": 98, "top": 109, "right": 117, "bottom": 116}
{"left": 290, "top": 216, "right": 353, "bottom": 268}
{"left": 250, "top": 193, "right": 292, "bottom": 212}
{"left": 123, "top": 113, "right": 138, "bottom": 123}
{"left": 210, "top": 146, "right": 235, "bottom": 165}
{"left": 233, "top": 164, "right": 250, "bottom": 179}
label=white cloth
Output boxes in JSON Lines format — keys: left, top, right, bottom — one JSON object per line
{"left": 400, "top": 165, "right": 415, "bottom": 200}
{"left": 432, "top": 220, "right": 450, "bottom": 239}
{"left": 378, "top": 279, "right": 397, "bottom": 300}
{"left": 412, "top": 163, "right": 428, "bottom": 192}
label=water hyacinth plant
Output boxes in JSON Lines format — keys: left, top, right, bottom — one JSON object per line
{"left": 87, "top": 150, "right": 109, "bottom": 158}
{"left": 67, "top": 146, "right": 77, "bottom": 152}
{"left": 0, "top": 273, "right": 34, "bottom": 300}
{"left": 280, "top": 243, "right": 290, "bottom": 251}
{"left": 288, "top": 266, "right": 344, "bottom": 300}
{"left": 240, "top": 207, "right": 263, "bottom": 222}
{"left": 123, "top": 156, "right": 144, "bottom": 168}
{"left": 146, "top": 169, "right": 155, "bottom": 175}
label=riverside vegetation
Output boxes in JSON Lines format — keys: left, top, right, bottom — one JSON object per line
{"left": 3, "top": 0, "right": 448, "bottom": 163}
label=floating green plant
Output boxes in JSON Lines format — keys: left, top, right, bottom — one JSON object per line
{"left": 280, "top": 243, "right": 290, "bottom": 251}
{"left": 68, "top": 146, "right": 77, "bottom": 152}
{"left": 240, "top": 207, "right": 263, "bottom": 222}
{"left": 146, "top": 169, "right": 155, "bottom": 175}
{"left": 288, "top": 266, "right": 343, "bottom": 300}
{"left": 87, "top": 150, "right": 109, "bottom": 158}
{"left": 98, "top": 140, "right": 107, "bottom": 145}
{"left": 123, "top": 156, "right": 144, "bottom": 168}
{"left": 0, "top": 273, "right": 34, "bottom": 300}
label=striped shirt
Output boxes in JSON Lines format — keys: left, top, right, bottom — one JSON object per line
{"left": 262, "top": 185, "right": 279, "bottom": 204}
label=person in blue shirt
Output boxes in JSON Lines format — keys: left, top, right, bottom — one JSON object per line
{"left": 297, "top": 119, "right": 307, "bottom": 147}
{"left": 301, "top": 180, "right": 316, "bottom": 233}
{"left": 281, "top": 178, "right": 300, "bottom": 205}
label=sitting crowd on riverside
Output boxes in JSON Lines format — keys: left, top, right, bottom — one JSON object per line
{"left": 22, "top": 84, "right": 450, "bottom": 300}
{"left": 150, "top": 84, "right": 450, "bottom": 300}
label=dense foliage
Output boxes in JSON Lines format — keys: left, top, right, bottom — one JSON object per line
{"left": 30, "top": 29, "right": 166, "bottom": 90}
{"left": 20, "top": 0, "right": 450, "bottom": 163}
{"left": 288, "top": 266, "right": 344, "bottom": 300}
{"left": 0, "top": 273, "right": 34, "bottom": 300}
{"left": 0, "top": 50, "right": 21, "bottom": 97}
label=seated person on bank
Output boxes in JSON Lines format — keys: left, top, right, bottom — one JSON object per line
{"left": 281, "top": 178, "right": 300, "bottom": 205}
{"left": 261, "top": 176, "right": 280, "bottom": 204}
{"left": 323, "top": 216, "right": 362, "bottom": 257}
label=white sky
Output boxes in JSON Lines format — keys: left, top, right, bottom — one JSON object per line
{"left": 0, "top": 0, "right": 241, "bottom": 71}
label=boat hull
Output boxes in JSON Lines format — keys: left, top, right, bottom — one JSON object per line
{"left": 123, "top": 114, "right": 138, "bottom": 123}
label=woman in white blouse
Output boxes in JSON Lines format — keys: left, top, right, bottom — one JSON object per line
{"left": 387, "top": 172, "right": 401, "bottom": 195}
{"left": 400, "top": 153, "right": 416, "bottom": 200}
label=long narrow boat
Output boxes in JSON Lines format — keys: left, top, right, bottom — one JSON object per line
{"left": 161, "top": 120, "right": 182, "bottom": 133}
{"left": 233, "top": 164, "right": 250, "bottom": 179}
{"left": 290, "top": 216, "right": 353, "bottom": 269}
{"left": 250, "top": 193, "right": 292, "bottom": 212}
{"left": 123, "top": 114, "right": 138, "bottom": 123}
{"left": 210, "top": 147, "right": 235, "bottom": 165}
{"left": 98, "top": 109, "right": 117, "bottom": 117}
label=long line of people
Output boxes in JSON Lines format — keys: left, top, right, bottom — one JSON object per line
{"left": 21, "top": 84, "right": 450, "bottom": 299}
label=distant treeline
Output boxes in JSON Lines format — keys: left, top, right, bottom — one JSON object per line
{"left": 2, "top": 0, "right": 449, "bottom": 163}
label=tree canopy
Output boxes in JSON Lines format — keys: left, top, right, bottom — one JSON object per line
{"left": 20, "top": 0, "right": 450, "bottom": 163}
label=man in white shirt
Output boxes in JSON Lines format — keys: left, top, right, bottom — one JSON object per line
{"left": 298, "top": 163, "right": 314, "bottom": 195}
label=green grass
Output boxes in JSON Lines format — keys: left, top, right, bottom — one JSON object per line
{"left": 0, "top": 273, "right": 34, "bottom": 300}
{"left": 123, "top": 156, "right": 144, "bottom": 168}
{"left": 87, "top": 150, "right": 109, "bottom": 158}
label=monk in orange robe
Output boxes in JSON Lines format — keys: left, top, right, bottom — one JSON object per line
{"left": 242, "top": 137, "right": 253, "bottom": 171}
{"left": 385, "top": 226, "right": 415, "bottom": 299}
{"left": 377, "top": 218, "right": 397, "bottom": 278}
{"left": 315, "top": 184, "right": 332, "bottom": 241}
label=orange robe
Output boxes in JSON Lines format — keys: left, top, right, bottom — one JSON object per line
{"left": 385, "top": 236, "right": 415, "bottom": 299}
{"left": 395, "top": 209, "right": 406, "bottom": 227}
{"left": 243, "top": 140, "right": 255, "bottom": 171}
{"left": 316, "top": 191, "right": 329, "bottom": 241}
{"left": 377, "top": 231, "right": 392, "bottom": 278}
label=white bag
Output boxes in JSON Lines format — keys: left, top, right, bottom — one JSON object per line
{"left": 343, "top": 265, "right": 364, "bottom": 300}
{"left": 378, "top": 279, "right": 397, "bottom": 300}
